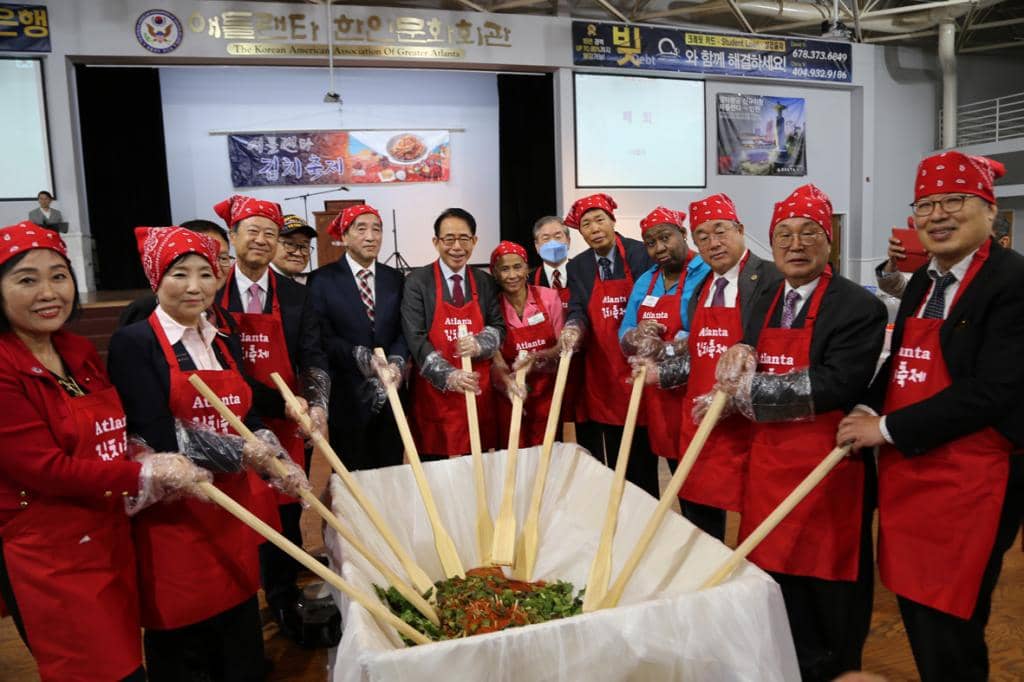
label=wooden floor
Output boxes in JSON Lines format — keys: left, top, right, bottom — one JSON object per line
{"left": 2, "top": 456, "right": 1021, "bottom": 681}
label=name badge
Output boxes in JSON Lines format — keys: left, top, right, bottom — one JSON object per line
{"left": 641, "top": 295, "right": 659, "bottom": 307}
{"left": 527, "top": 312, "right": 546, "bottom": 326}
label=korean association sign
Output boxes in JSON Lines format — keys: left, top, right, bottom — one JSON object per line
{"left": 573, "top": 21, "right": 851, "bottom": 84}
{"left": 0, "top": 3, "right": 49, "bottom": 52}
{"left": 228, "top": 130, "right": 451, "bottom": 188}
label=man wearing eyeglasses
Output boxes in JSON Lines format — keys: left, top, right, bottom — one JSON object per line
{"left": 271, "top": 214, "right": 316, "bottom": 285}
{"left": 401, "top": 207, "right": 505, "bottom": 458}
{"left": 838, "top": 153, "right": 1024, "bottom": 682}
{"left": 704, "top": 184, "right": 886, "bottom": 681}
{"left": 634, "top": 194, "right": 780, "bottom": 540}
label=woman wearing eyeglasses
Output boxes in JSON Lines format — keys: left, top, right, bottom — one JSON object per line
{"left": 838, "top": 153, "right": 1024, "bottom": 682}
{"left": 271, "top": 214, "right": 317, "bottom": 285}
{"left": 400, "top": 207, "right": 505, "bottom": 459}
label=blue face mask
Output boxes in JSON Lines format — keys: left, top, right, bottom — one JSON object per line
{"left": 539, "top": 240, "right": 568, "bottom": 263}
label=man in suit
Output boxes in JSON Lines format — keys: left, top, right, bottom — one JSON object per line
{"left": 309, "top": 204, "right": 407, "bottom": 471}
{"left": 401, "top": 207, "right": 505, "bottom": 459}
{"left": 28, "top": 190, "right": 65, "bottom": 232}
{"left": 838, "top": 153, "right": 1024, "bottom": 682}
{"left": 271, "top": 214, "right": 316, "bottom": 285}
{"left": 709, "top": 184, "right": 886, "bottom": 681}
{"left": 212, "top": 193, "right": 336, "bottom": 646}
{"left": 636, "top": 194, "right": 781, "bottom": 539}
{"left": 559, "top": 193, "right": 659, "bottom": 497}
{"left": 531, "top": 215, "right": 570, "bottom": 295}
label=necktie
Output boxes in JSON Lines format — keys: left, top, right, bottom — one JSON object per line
{"left": 552, "top": 269, "right": 563, "bottom": 289}
{"left": 598, "top": 257, "right": 612, "bottom": 281}
{"left": 711, "top": 277, "right": 728, "bottom": 307}
{"left": 450, "top": 274, "right": 465, "bottom": 306}
{"left": 246, "top": 283, "right": 263, "bottom": 314}
{"left": 780, "top": 290, "right": 801, "bottom": 329}
{"left": 923, "top": 272, "right": 957, "bottom": 319}
{"left": 357, "top": 268, "right": 375, "bottom": 326}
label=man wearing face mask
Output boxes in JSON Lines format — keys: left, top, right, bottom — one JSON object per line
{"left": 560, "top": 194, "right": 659, "bottom": 497}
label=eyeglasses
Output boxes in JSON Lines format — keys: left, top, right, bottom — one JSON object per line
{"left": 280, "top": 241, "right": 310, "bottom": 255}
{"left": 693, "top": 225, "right": 737, "bottom": 246}
{"left": 773, "top": 230, "right": 826, "bottom": 248}
{"left": 438, "top": 235, "right": 474, "bottom": 247}
{"left": 911, "top": 194, "right": 972, "bottom": 217}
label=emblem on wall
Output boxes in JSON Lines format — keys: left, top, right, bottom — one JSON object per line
{"left": 135, "top": 9, "right": 183, "bottom": 54}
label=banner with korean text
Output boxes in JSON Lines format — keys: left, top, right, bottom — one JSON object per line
{"left": 0, "top": 3, "right": 50, "bottom": 52}
{"left": 227, "top": 130, "right": 451, "bottom": 187}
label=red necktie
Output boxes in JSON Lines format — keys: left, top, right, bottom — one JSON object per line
{"left": 552, "top": 269, "right": 563, "bottom": 289}
{"left": 450, "top": 274, "right": 465, "bottom": 306}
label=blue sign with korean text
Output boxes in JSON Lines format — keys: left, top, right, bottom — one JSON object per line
{"left": 573, "top": 21, "right": 851, "bottom": 84}
{"left": 0, "top": 3, "right": 49, "bottom": 52}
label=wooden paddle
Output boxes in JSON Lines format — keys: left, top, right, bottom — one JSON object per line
{"left": 194, "top": 481, "right": 430, "bottom": 645}
{"left": 490, "top": 353, "right": 528, "bottom": 566}
{"left": 373, "top": 348, "right": 465, "bottom": 579}
{"left": 701, "top": 444, "right": 852, "bottom": 590}
{"left": 457, "top": 324, "right": 494, "bottom": 566}
{"left": 267, "top": 373, "right": 438, "bottom": 625}
{"left": 512, "top": 349, "right": 573, "bottom": 581}
{"left": 599, "top": 389, "right": 729, "bottom": 610}
{"left": 581, "top": 364, "right": 646, "bottom": 613}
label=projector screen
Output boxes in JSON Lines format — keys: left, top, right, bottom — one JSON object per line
{"left": 574, "top": 73, "right": 705, "bottom": 188}
{"left": 0, "top": 58, "right": 53, "bottom": 200}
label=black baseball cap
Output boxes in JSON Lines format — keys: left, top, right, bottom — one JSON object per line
{"left": 281, "top": 214, "right": 317, "bottom": 239}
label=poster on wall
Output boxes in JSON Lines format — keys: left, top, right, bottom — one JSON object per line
{"left": 717, "top": 94, "right": 806, "bottom": 176}
{"left": 0, "top": 3, "right": 50, "bottom": 52}
{"left": 227, "top": 129, "right": 451, "bottom": 188}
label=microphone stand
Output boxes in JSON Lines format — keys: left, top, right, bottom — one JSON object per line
{"left": 283, "top": 186, "right": 349, "bottom": 225}
{"left": 383, "top": 209, "right": 412, "bottom": 273}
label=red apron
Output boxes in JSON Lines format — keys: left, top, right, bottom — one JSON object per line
{"left": 496, "top": 286, "right": 558, "bottom": 448}
{"left": 679, "top": 260, "right": 752, "bottom": 511}
{"left": 583, "top": 237, "right": 639, "bottom": 426}
{"left": 878, "top": 242, "right": 1010, "bottom": 618}
{"left": 638, "top": 267, "right": 684, "bottom": 458}
{"left": 534, "top": 268, "right": 586, "bottom": 424}
{"left": 134, "top": 312, "right": 263, "bottom": 629}
{"left": 220, "top": 268, "right": 305, "bottom": 507}
{"left": 0, "top": 385, "right": 141, "bottom": 681}
{"left": 410, "top": 262, "right": 495, "bottom": 456}
{"left": 739, "top": 270, "right": 865, "bottom": 581}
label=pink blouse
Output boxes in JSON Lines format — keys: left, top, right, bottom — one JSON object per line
{"left": 501, "top": 285, "right": 565, "bottom": 334}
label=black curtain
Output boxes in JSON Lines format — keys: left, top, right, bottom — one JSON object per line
{"left": 75, "top": 65, "right": 171, "bottom": 290}
{"left": 497, "top": 73, "right": 557, "bottom": 267}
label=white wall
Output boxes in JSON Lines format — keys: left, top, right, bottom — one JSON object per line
{"left": 160, "top": 66, "right": 500, "bottom": 267}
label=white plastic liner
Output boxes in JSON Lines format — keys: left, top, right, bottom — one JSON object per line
{"left": 325, "top": 444, "right": 799, "bottom": 682}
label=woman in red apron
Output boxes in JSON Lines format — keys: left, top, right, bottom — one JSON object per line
{"left": 490, "top": 241, "right": 564, "bottom": 447}
{"left": 710, "top": 186, "right": 886, "bottom": 682}
{"left": 0, "top": 222, "right": 209, "bottom": 682}
{"left": 109, "top": 226, "right": 306, "bottom": 681}
{"left": 838, "top": 152, "right": 1023, "bottom": 682}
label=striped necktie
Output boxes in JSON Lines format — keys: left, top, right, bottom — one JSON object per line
{"left": 357, "top": 268, "right": 374, "bottom": 326}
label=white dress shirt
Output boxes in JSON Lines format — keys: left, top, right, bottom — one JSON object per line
{"left": 234, "top": 266, "right": 270, "bottom": 311}
{"left": 347, "top": 253, "right": 377, "bottom": 298}
{"left": 702, "top": 250, "right": 747, "bottom": 308}
{"left": 438, "top": 260, "right": 467, "bottom": 298}
{"left": 781, "top": 276, "right": 821, "bottom": 322}
{"left": 155, "top": 305, "right": 222, "bottom": 371}
{"left": 917, "top": 249, "right": 976, "bottom": 319}
{"left": 542, "top": 261, "right": 568, "bottom": 288}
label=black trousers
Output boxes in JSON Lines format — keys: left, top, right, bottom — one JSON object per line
{"left": 576, "top": 420, "right": 660, "bottom": 499}
{"left": 772, "top": 462, "right": 876, "bottom": 682}
{"left": 666, "top": 458, "right": 727, "bottom": 540}
{"left": 144, "top": 595, "right": 264, "bottom": 682}
{"left": 329, "top": 405, "right": 404, "bottom": 472}
{"left": 896, "top": 456, "right": 1023, "bottom": 682}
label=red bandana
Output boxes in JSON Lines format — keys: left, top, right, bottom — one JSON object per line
{"left": 327, "top": 204, "right": 382, "bottom": 240}
{"left": 689, "top": 194, "right": 739, "bottom": 229}
{"left": 213, "top": 194, "right": 284, "bottom": 229}
{"left": 0, "top": 222, "right": 68, "bottom": 268}
{"left": 770, "top": 184, "right": 834, "bottom": 243}
{"left": 490, "top": 240, "right": 528, "bottom": 269}
{"left": 564, "top": 193, "right": 617, "bottom": 229}
{"left": 135, "top": 226, "right": 221, "bottom": 291}
{"left": 639, "top": 206, "right": 687, "bottom": 234}
{"left": 914, "top": 151, "right": 1005, "bottom": 204}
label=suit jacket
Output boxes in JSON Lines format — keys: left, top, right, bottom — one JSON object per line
{"left": 308, "top": 258, "right": 408, "bottom": 425}
{"left": 107, "top": 320, "right": 264, "bottom": 453}
{"left": 566, "top": 234, "right": 653, "bottom": 329}
{"left": 401, "top": 262, "right": 505, "bottom": 368}
{"left": 686, "top": 252, "right": 783, "bottom": 339}
{"left": 217, "top": 269, "right": 328, "bottom": 420}
{"left": 863, "top": 240, "right": 1024, "bottom": 453}
{"left": 28, "top": 207, "right": 65, "bottom": 231}
{"left": 743, "top": 271, "right": 888, "bottom": 417}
